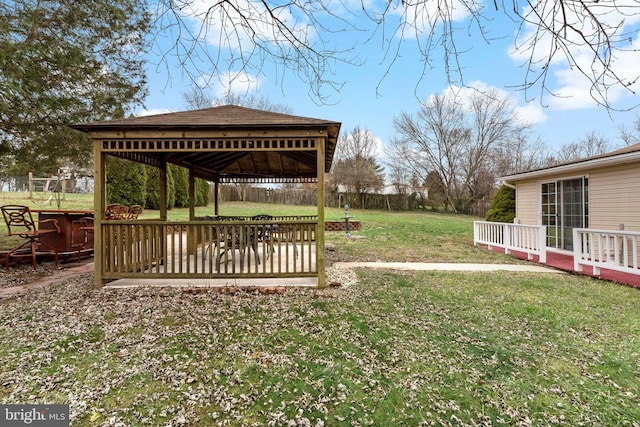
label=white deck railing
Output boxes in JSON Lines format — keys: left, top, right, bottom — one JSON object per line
{"left": 474, "top": 221, "right": 547, "bottom": 263}
{"left": 573, "top": 228, "right": 640, "bottom": 276}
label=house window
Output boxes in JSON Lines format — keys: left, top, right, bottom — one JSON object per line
{"left": 541, "top": 177, "right": 589, "bottom": 250}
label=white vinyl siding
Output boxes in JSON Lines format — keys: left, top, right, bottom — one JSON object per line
{"left": 512, "top": 161, "right": 640, "bottom": 232}
{"left": 589, "top": 163, "right": 640, "bottom": 231}
{"left": 514, "top": 180, "right": 538, "bottom": 225}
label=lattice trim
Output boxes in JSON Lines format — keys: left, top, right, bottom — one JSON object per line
{"left": 101, "top": 138, "right": 317, "bottom": 152}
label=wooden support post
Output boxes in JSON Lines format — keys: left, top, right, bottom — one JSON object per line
{"left": 188, "top": 167, "right": 196, "bottom": 255}
{"left": 317, "top": 136, "right": 326, "bottom": 289}
{"left": 214, "top": 175, "right": 220, "bottom": 216}
{"left": 159, "top": 157, "right": 167, "bottom": 221}
{"left": 93, "top": 144, "right": 105, "bottom": 288}
{"left": 159, "top": 157, "right": 168, "bottom": 263}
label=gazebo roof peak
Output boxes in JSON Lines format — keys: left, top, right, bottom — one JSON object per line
{"left": 74, "top": 104, "right": 341, "bottom": 131}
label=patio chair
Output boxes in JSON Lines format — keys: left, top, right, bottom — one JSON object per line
{"left": 77, "top": 216, "right": 95, "bottom": 261}
{"left": 251, "top": 214, "right": 274, "bottom": 258}
{"left": 270, "top": 223, "right": 299, "bottom": 259}
{"left": 105, "top": 203, "right": 128, "bottom": 220}
{"left": 127, "top": 205, "right": 143, "bottom": 220}
{"left": 203, "top": 215, "right": 221, "bottom": 255}
{"left": 1, "top": 204, "right": 61, "bottom": 269}
{"left": 206, "top": 216, "right": 260, "bottom": 271}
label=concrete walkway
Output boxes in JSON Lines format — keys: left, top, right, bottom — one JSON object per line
{"left": 98, "top": 261, "right": 564, "bottom": 289}
{"left": 0, "top": 260, "right": 564, "bottom": 297}
{"left": 333, "top": 262, "right": 563, "bottom": 273}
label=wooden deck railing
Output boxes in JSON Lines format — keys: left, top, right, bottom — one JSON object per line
{"left": 101, "top": 220, "right": 164, "bottom": 274}
{"left": 573, "top": 228, "right": 640, "bottom": 276}
{"left": 99, "top": 218, "right": 318, "bottom": 280}
{"left": 474, "top": 221, "right": 547, "bottom": 263}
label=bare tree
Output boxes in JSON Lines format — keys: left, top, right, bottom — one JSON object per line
{"left": 620, "top": 116, "right": 640, "bottom": 147}
{"left": 156, "top": 1, "right": 355, "bottom": 104}
{"left": 425, "top": 170, "right": 446, "bottom": 211}
{"left": 155, "top": 0, "right": 639, "bottom": 107}
{"left": 554, "top": 131, "right": 615, "bottom": 163}
{"left": 386, "top": 156, "right": 412, "bottom": 196}
{"left": 181, "top": 87, "right": 214, "bottom": 109}
{"left": 331, "top": 126, "right": 385, "bottom": 208}
{"left": 217, "top": 92, "right": 294, "bottom": 114}
{"left": 391, "top": 88, "right": 530, "bottom": 213}
{"left": 181, "top": 88, "right": 294, "bottom": 114}
{"left": 493, "top": 134, "right": 550, "bottom": 176}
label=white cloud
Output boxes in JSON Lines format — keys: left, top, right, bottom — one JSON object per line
{"left": 515, "top": 102, "right": 548, "bottom": 125}
{"left": 182, "top": 0, "right": 314, "bottom": 53}
{"left": 138, "top": 108, "right": 174, "bottom": 116}
{"left": 509, "top": 1, "right": 640, "bottom": 110}
{"left": 435, "top": 81, "right": 548, "bottom": 125}
{"left": 202, "top": 71, "right": 263, "bottom": 98}
{"left": 545, "top": 33, "right": 640, "bottom": 110}
{"left": 370, "top": 133, "right": 385, "bottom": 158}
{"left": 386, "top": 0, "right": 480, "bottom": 32}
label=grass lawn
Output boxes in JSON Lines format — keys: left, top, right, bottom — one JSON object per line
{"left": 0, "top": 194, "right": 638, "bottom": 425}
{"left": 1, "top": 193, "right": 511, "bottom": 263}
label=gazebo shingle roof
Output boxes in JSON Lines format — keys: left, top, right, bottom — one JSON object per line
{"left": 73, "top": 105, "right": 341, "bottom": 182}
{"left": 75, "top": 104, "right": 340, "bottom": 129}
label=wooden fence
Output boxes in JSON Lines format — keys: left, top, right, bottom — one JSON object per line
{"left": 214, "top": 185, "right": 491, "bottom": 215}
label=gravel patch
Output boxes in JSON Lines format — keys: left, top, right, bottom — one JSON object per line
{"left": 0, "top": 263, "right": 59, "bottom": 289}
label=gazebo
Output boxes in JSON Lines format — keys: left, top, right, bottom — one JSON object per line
{"left": 72, "top": 105, "right": 341, "bottom": 288}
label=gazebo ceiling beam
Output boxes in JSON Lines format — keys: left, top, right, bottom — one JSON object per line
{"left": 104, "top": 148, "right": 326, "bottom": 172}
{"left": 106, "top": 150, "right": 320, "bottom": 182}
{"left": 171, "top": 151, "right": 246, "bottom": 171}
{"left": 278, "top": 151, "right": 317, "bottom": 170}
{"left": 109, "top": 152, "right": 162, "bottom": 168}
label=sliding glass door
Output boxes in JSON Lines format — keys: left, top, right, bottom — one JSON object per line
{"left": 541, "top": 177, "right": 589, "bottom": 250}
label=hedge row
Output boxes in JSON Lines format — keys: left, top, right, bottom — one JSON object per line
{"left": 106, "top": 158, "right": 209, "bottom": 209}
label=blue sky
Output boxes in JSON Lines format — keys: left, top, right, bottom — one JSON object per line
{"left": 139, "top": 1, "right": 640, "bottom": 158}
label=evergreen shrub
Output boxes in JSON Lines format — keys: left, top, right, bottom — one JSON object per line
{"left": 106, "top": 158, "right": 147, "bottom": 206}
{"left": 485, "top": 184, "right": 516, "bottom": 223}
{"left": 145, "top": 165, "right": 175, "bottom": 210}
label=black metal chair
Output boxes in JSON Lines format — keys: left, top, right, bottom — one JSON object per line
{"left": 270, "top": 222, "right": 299, "bottom": 259}
{"left": 1, "top": 205, "right": 61, "bottom": 269}
{"left": 251, "top": 214, "right": 273, "bottom": 258}
{"left": 205, "top": 216, "right": 260, "bottom": 271}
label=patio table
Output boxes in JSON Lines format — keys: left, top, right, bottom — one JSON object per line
{"left": 33, "top": 209, "right": 94, "bottom": 260}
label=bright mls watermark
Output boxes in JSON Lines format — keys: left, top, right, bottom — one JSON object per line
{"left": 1, "top": 405, "right": 69, "bottom": 426}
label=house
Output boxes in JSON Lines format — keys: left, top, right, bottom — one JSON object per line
{"left": 474, "top": 143, "right": 640, "bottom": 285}
{"left": 500, "top": 143, "right": 640, "bottom": 252}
